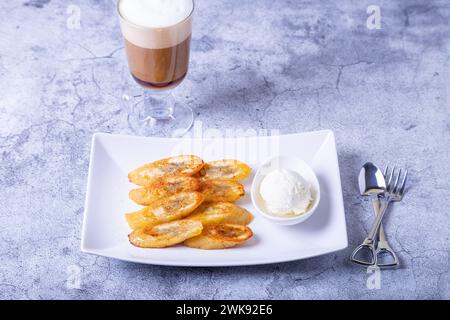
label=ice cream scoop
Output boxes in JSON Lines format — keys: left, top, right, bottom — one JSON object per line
{"left": 251, "top": 156, "right": 320, "bottom": 226}
{"left": 260, "top": 169, "right": 312, "bottom": 216}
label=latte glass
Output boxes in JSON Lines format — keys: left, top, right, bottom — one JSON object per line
{"left": 117, "top": 0, "right": 194, "bottom": 136}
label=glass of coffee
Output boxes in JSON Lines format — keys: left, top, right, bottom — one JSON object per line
{"left": 117, "top": 0, "right": 194, "bottom": 136}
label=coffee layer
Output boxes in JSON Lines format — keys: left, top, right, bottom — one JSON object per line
{"left": 124, "top": 35, "right": 191, "bottom": 87}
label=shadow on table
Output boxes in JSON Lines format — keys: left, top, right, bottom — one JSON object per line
{"left": 190, "top": 66, "right": 274, "bottom": 116}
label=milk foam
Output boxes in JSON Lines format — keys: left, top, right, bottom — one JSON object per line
{"left": 119, "top": 0, "right": 193, "bottom": 28}
{"left": 118, "top": 0, "right": 193, "bottom": 49}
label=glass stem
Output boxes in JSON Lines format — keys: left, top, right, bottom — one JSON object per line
{"left": 143, "top": 89, "right": 175, "bottom": 121}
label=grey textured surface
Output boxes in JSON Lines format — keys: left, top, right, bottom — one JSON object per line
{"left": 1, "top": 0, "right": 449, "bottom": 300}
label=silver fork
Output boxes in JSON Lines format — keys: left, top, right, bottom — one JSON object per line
{"left": 373, "top": 166, "right": 407, "bottom": 267}
{"left": 351, "top": 166, "right": 408, "bottom": 266}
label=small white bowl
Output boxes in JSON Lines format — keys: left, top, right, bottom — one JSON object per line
{"left": 251, "top": 156, "right": 321, "bottom": 226}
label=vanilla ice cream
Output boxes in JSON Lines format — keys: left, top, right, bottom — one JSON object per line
{"left": 259, "top": 169, "right": 312, "bottom": 217}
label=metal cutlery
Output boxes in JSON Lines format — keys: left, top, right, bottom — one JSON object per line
{"left": 351, "top": 164, "right": 408, "bottom": 267}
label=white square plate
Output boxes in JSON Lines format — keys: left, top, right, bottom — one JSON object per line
{"left": 81, "top": 130, "right": 348, "bottom": 266}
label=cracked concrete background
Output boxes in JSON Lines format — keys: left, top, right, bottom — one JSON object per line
{"left": 1, "top": 0, "right": 449, "bottom": 299}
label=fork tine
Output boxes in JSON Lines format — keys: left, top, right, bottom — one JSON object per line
{"left": 398, "top": 169, "right": 408, "bottom": 195}
{"left": 392, "top": 168, "right": 402, "bottom": 193}
{"left": 387, "top": 166, "right": 395, "bottom": 192}
{"left": 384, "top": 166, "right": 389, "bottom": 187}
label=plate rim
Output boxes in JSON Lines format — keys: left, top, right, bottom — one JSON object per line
{"left": 81, "top": 243, "right": 348, "bottom": 267}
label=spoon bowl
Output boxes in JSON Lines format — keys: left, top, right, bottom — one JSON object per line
{"left": 358, "top": 162, "right": 386, "bottom": 196}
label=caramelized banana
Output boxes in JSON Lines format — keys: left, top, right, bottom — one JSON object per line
{"left": 129, "top": 220, "right": 203, "bottom": 248}
{"left": 125, "top": 207, "right": 157, "bottom": 230}
{"left": 201, "top": 179, "right": 245, "bottom": 202}
{"left": 129, "top": 176, "right": 201, "bottom": 205}
{"left": 125, "top": 192, "right": 204, "bottom": 229}
{"left": 128, "top": 155, "right": 204, "bottom": 186}
{"left": 187, "top": 202, "right": 253, "bottom": 226}
{"left": 192, "top": 167, "right": 206, "bottom": 178}
{"left": 184, "top": 224, "right": 253, "bottom": 249}
{"left": 203, "top": 160, "right": 251, "bottom": 181}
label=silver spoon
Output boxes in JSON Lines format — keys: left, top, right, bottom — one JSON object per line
{"left": 350, "top": 162, "right": 386, "bottom": 266}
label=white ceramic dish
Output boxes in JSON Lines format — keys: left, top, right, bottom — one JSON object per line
{"left": 81, "top": 130, "right": 347, "bottom": 266}
{"left": 251, "top": 156, "right": 321, "bottom": 225}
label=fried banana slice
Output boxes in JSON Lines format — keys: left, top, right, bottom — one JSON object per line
{"left": 192, "top": 167, "right": 206, "bottom": 178}
{"left": 129, "top": 176, "right": 201, "bottom": 205}
{"left": 201, "top": 179, "right": 245, "bottom": 202}
{"left": 125, "top": 191, "right": 204, "bottom": 229}
{"left": 203, "top": 160, "right": 251, "bottom": 181}
{"left": 184, "top": 224, "right": 253, "bottom": 249}
{"left": 125, "top": 207, "right": 156, "bottom": 230}
{"left": 128, "top": 155, "right": 204, "bottom": 186}
{"left": 129, "top": 220, "right": 203, "bottom": 248}
{"left": 187, "top": 202, "right": 253, "bottom": 226}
